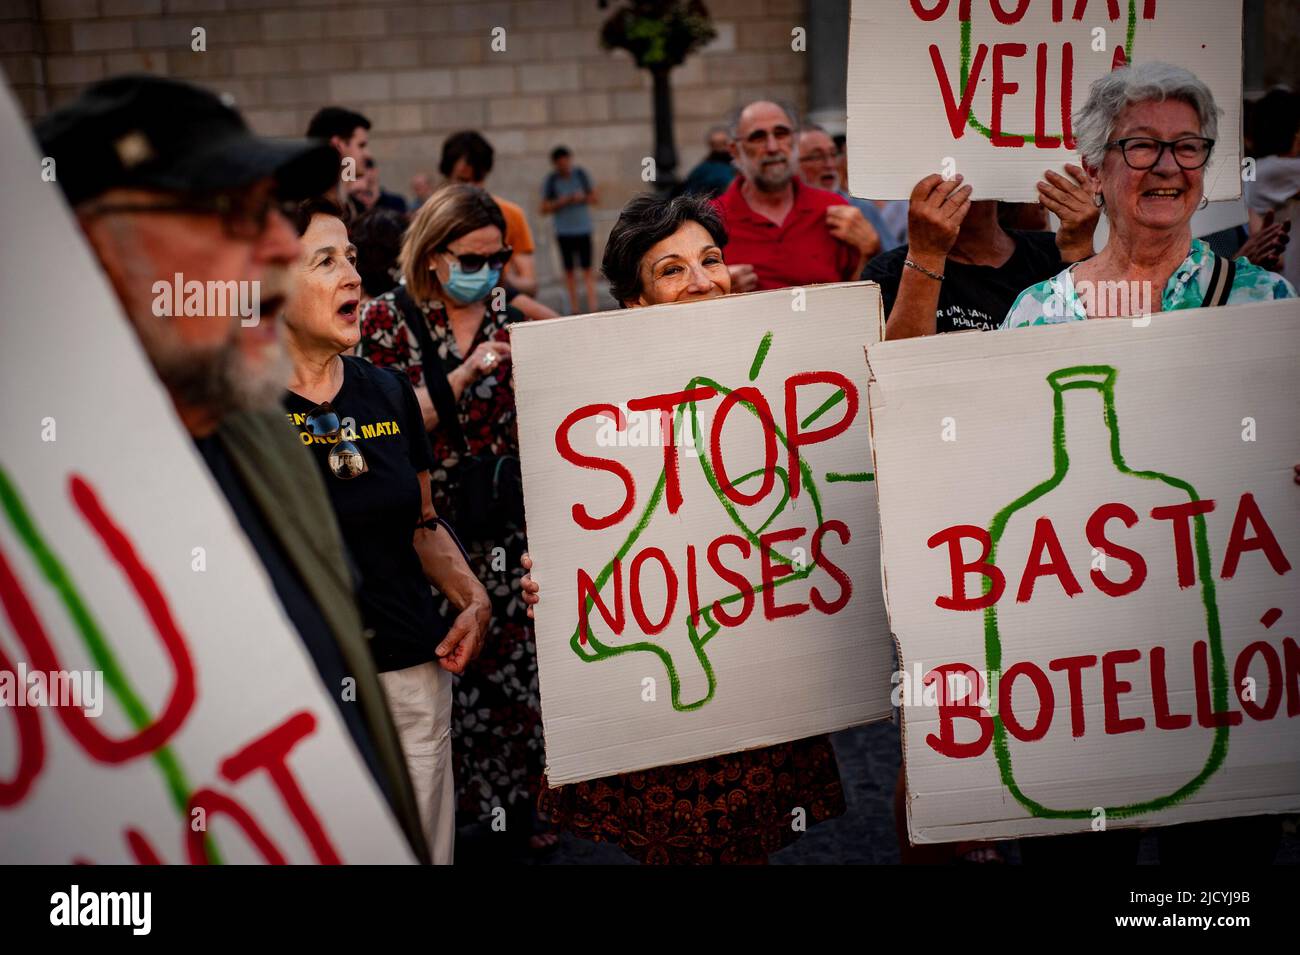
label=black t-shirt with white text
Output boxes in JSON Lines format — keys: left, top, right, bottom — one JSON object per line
{"left": 284, "top": 356, "right": 446, "bottom": 672}
{"left": 863, "top": 230, "right": 1063, "bottom": 333}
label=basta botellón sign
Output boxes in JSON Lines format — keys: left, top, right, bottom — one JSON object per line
{"left": 0, "top": 78, "right": 413, "bottom": 863}
{"left": 511, "top": 284, "right": 895, "bottom": 784}
{"left": 866, "top": 301, "right": 1300, "bottom": 843}
{"left": 846, "top": 0, "right": 1243, "bottom": 202}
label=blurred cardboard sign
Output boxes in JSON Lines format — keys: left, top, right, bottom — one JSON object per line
{"left": 846, "top": 0, "right": 1243, "bottom": 201}
{"left": 0, "top": 77, "right": 412, "bottom": 863}
{"left": 512, "top": 284, "right": 893, "bottom": 785}
{"left": 866, "top": 301, "right": 1300, "bottom": 844}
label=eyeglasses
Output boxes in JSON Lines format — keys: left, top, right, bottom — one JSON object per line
{"left": 440, "top": 246, "right": 513, "bottom": 273}
{"left": 743, "top": 126, "right": 793, "bottom": 146}
{"left": 79, "top": 188, "right": 296, "bottom": 239}
{"left": 798, "top": 150, "right": 840, "bottom": 165}
{"left": 1105, "top": 137, "right": 1215, "bottom": 171}
{"left": 304, "top": 402, "right": 369, "bottom": 480}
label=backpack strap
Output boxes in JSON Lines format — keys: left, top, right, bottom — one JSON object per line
{"left": 1200, "top": 252, "right": 1237, "bottom": 308}
{"left": 391, "top": 287, "right": 469, "bottom": 456}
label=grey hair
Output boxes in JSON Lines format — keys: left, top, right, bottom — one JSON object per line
{"left": 1074, "top": 61, "right": 1220, "bottom": 168}
{"left": 727, "top": 99, "right": 802, "bottom": 139}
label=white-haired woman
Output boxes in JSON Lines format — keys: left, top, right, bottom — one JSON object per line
{"left": 1003, "top": 61, "right": 1295, "bottom": 328}
{"left": 1001, "top": 63, "right": 1290, "bottom": 865}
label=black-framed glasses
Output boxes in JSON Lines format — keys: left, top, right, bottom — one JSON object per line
{"left": 304, "top": 402, "right": 368, "bottom": 480}
{"left": 1105, "top": 136, "right": 1215, "bottom": 170}
{"left": 79, "top": 189, "right": 297, "bottom": 239}
{"left": 440, "top": 246, "right": 513, "bottom": 273}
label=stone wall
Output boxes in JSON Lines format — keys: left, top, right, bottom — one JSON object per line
{"left": 0, "top": 0, "right": 812, "bottom": 305}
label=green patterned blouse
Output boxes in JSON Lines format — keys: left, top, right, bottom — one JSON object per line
{"left": 1002, "top": 238, "right": 1296, "bottom": 328}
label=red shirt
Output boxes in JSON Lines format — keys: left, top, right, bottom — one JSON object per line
{"left": 712, "top": 176, "right": 860, "bottom": 290}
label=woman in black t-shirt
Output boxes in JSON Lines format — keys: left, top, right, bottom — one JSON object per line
{"left": 280, "top": 198, "right": 538, "bottom": 864}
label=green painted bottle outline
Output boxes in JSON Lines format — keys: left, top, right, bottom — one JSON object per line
{"left": 568, "top": 333, "right": 873, "bottom": 711}
{"left": 983, "top": 365, "right": 1230, "bottom": 820}
{"left": 957, "top": 3, "right": 1142, "bottom": 144}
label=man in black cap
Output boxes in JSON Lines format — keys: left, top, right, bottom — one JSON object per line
{"left": 36, "top": 74, "right": 430, "bottom": 864}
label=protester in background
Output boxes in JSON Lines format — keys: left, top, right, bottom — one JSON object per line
{"left": 372, "top": 160, "right": 409, "bottom": 216}
{"left": 281, "top": 197, "right": 501, "bottom": 864}
{"left": 677, "top": 125, "right": 737, "bottom": 199}
{"left": 541, "top": 145, "right": 599, "bottom": 312}
{"left": 538, "top": 194, "right": 847, "bottom": 863}
{"left": 798, "top": 124, "right": 894, "bottom": 261}
{"left": 349, "top": 157, "right": 379, "bottom": 214}
{"left": 410, "top": 172, "right": 436, "bottom": 209}
{"left": 348, "top": 158, "right": 406, "bottom": 219}
{"left": 307, "top": 106, "right": 372, "bottom": 210}
{"left": 1243, "top": 87, "right": 1300, "bottom": 289}
{"left": 435, "top": 131, "right": 555, "bottom": 323}
{"left": 441, "top": 131, "right": 539, "bottom": 296}
{"left": 870, "top": 163, "right": 1098, "bottom": 339}
{"left": 1004, "top": 62, "right": 1295, "bottom": 329}
{"left": 41, "top": 76, "right": 430, "bottom": 863}
{"left": 358, "top": 184, "right": 555, "bottom": 855}
{"left": 714, "top": 100, "right": 876, "bottom": 292}
{"left": 350, "top": 206, "right": 407, "bottom": 303}
{"left": 835, "top": 130, "right": 908, "bottom": 248}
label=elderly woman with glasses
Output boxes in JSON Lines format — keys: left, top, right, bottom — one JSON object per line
{"left": 537, "top": 194, "right": 847, "bottom": 865}
{"left": 999, "top": 65, "right": 1295, "bottom": 866}
{"left": 280, "top": 197, "right": 538, "bottom": 864}
{"left": 1003, "top": 62, "right": 1295, "bottom": 328}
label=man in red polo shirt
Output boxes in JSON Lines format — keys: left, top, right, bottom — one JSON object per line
{"left": 713, "top": 100, "right": 878, "bottom": 291}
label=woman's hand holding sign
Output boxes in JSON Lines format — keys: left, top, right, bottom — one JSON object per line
{"left": 1037, "top": 163, "right": 1099, "bottom": 263}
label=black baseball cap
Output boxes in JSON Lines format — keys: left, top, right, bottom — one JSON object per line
{"left": 36, "top": 74, "right": 340, "bottom": 206}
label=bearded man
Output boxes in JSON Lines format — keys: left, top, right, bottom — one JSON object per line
{"left": 712, "top": 100, "right": 879, "bottom": 291}
{"left": 37, "top": 75, "right": 429, "bottom": 863}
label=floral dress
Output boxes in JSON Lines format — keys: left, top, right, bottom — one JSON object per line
{"left": 358, "top": 289, "right": 543, "bottom": 826}
{"left": 538, "top": 737, "right": 845, "bottom": 864}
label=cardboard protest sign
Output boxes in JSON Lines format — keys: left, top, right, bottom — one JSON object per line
{"left": 866, "top": 301, "right": 1300, "bottom": 843}
{"left": 512, "top": 284, "right": 893, "bottom": 785}
{"left": 846, "top": 0, "right": 1243, "bottom": 201}
{"left": 0, "top": 78, "right": 413, "bottom": 863}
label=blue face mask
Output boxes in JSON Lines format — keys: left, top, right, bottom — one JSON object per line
{"left": 443, "top": 260, "right": 501, "bottom": 305}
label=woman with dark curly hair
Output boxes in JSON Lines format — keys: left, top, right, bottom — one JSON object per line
{"left": 537, "top": 193, "right": 847, "bottom": 864}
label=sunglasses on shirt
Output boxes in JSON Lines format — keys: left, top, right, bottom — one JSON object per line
{"left": 304, "top": 402, "right": 368, "bottom": 480}
{"left": 440, "top": 246, "right": 514, "bottom": 273}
